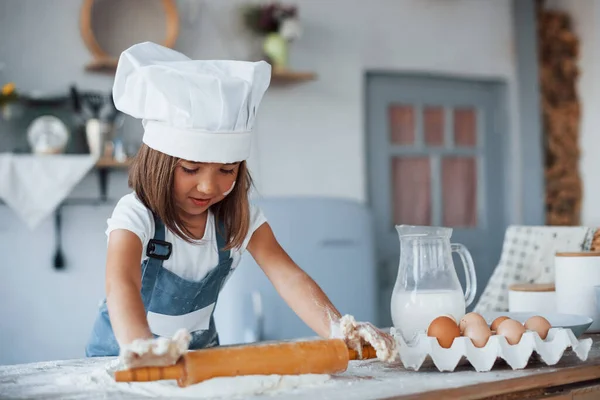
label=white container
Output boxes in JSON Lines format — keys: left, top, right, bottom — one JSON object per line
{"left": 86, "top": 118, "right": 113, "bottom": 158}
{"left": 555, "top": 252, "right": 600, "bottom": 332}
{"left": 508, "top": 283, "right": 556, "bottom": 313}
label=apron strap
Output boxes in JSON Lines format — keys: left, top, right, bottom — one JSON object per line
{"left": 141, "top": 214, "right": 230, "bottom": 306}
{"left": 215, "top": 217, "right": 231, "bottom": 264}
{"left": 145, "top": 216, "right": 172, "bottom": 260}
{"left": 140, "top": 213, "right": 170, "bottom": 307}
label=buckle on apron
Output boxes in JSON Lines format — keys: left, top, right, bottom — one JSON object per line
{"left": 146, "top": 239, "right": 172, "bottom": 260}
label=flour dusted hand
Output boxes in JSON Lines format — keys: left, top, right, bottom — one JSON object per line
{"left": 119, "top": 329, "right": 191, "bottom": 369}
{"left": 330, "top": 315, "right": 397, "bottom": 363}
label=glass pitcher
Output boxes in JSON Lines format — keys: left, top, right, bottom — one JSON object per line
{"left": 390, "top": 225, "right": 477, "bottom": 342}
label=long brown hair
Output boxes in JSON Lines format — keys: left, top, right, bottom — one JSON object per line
{"left": 128, "top": 144, "right": 253, "bottom": 250}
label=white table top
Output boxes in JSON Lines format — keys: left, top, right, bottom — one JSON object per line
{"left": 2, "top": 342, "right": 599, "bottom": 400}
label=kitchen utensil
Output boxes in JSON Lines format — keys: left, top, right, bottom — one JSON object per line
{"left": 391, "top": 225, "right": 477, "bottom": 342}
{"left": 85, "top": 118, "right": 113, "bottom": 158}
{"left": 99, "top": 95, "right": 119, "bottom": 122}
{"left": 80, "top": 92, "right": 107, "bottom": 119}
{"left": 53, "top": 207, "right": 65, "bottom": 270}
{"left": 114, "top": 339, "right": 377, "bottom": 388}
{"left": 479, "top": 312, "right": 593, "bottom": 338}
{"left": 69, "top": 86, "right": 82, "bottom": 116}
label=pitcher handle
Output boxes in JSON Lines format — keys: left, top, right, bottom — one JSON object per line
{"left": 451, "top": 243, "right": 477, "bottom": 307}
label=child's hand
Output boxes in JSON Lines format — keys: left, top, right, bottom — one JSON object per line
{"left": 119, "top": 329, "right": 191, "bottom": 369}
{"left": 330, "top": 315, "right": 397, "bottom": 363}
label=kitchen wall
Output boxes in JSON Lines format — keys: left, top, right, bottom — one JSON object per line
{"left": 0, "top": 0, "right": 519, "bottom": 364}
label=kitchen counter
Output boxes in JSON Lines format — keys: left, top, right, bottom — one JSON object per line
{"left": 2, "top": 335, "right": 600, "bottom": 400}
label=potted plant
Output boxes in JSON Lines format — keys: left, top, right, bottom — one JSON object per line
{"left": 241, "top": 2, "right": 302, "bottom": 72}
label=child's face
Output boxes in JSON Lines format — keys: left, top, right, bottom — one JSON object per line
{"left": 173, "top": 160, "right": 239, "bottom": 217}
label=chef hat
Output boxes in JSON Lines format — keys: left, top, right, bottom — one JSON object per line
{"left": 112, "top": 42, "right": 271, "bottom": 163}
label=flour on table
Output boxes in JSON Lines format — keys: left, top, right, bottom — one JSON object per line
{"left": 54, "top": 359, "right": 331, "bottom": 399}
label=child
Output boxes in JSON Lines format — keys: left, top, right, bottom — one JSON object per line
{"left": 85, "top": 42, "right": 395, "bottom": 368}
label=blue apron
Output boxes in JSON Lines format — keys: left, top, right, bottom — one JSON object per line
{"left": 85, "top": 213, "right": 233, "bottom": 357}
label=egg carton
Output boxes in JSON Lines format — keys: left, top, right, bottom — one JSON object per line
{"left": 390, "top": 327, "right": 593, "bottom": 372}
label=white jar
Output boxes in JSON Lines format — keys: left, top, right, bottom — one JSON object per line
{"left": 555, "top": 252, "right": 600, "bottom": 332}
{"left": 508, "top": 283, "right": 556, "bottom": 313}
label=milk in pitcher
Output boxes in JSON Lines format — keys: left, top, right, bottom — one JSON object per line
{"left": 391, "top": 289, "right": 466, "bottom": 342}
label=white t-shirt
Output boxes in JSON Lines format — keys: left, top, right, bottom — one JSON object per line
{"left": 106, "top": 192, "right": 267, "bottom": 282}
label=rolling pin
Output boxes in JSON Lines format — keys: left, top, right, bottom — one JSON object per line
{"left": 114, "top": 339, "right": 378, "bottom": 387}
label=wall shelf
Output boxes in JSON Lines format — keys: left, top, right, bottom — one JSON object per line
{"left": 95, "top": 157, "right": 132, "bottom": 169}
{"left": 85, "top": 58, "right": 118, "bottom": 73}
{"left": 85, "top": 59, "right": 316, "bottom": 85}
{"left": 271, "top": 70, "right": 317, "bottom": 85}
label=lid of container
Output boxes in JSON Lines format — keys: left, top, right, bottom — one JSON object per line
{"left": 555, "top": 251, "right": 600, "bottom": 257}
{"left": 508, "top": 283, "right": 555, "bottom": 292}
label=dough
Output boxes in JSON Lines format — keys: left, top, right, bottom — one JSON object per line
{"left": 119, "top": 328, "right": 191, "bottom": 368}
{"left": 335, "top": 314, "right": 397, "bottom": 363}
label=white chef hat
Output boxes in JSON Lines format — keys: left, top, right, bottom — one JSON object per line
{"left": 112, "top": 41, "right": 271, "bottom": 163}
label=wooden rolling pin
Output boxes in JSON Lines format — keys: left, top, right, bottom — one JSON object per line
{"left": 114, "top": 339, "right": 378, "bottom": 387}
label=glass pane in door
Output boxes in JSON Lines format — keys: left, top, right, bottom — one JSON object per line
{"left": 389, "top": 105, "right": 415, "bottom": 145}
{"left": 391, "top": 157, "right": 431, "bottom": 226}
{"left": 454, "top": 108, "right": 477, "bottom": 147}
{"left": 424, "top": 106, "right": 444, "bottom": 146}
{"left": 442, "top": 157, "right": 477, "bottom": 227}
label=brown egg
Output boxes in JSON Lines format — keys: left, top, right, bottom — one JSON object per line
{"left": 427, "top": 316, "right": 461, "bottom": 348}
{"left": 496, "top": 319, "right": 526, "bottom": 345}
{"left": 442, "top": 314, "right": 457, "bottom": 323}
{"left": 459, "top": 312, "right": 487, "bottom": 333}
{"left": 463, "top": 322, "right": 492, "bottom": 348}
{"left": 524, "top": 316, "right": 552, "bottom": 340}
{"left": 490, "top": 316, "right": 510, "bottom": 331}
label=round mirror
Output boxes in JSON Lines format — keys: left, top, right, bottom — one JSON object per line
{"left": 80, "top": 0, "right": 179, "bottom": 70}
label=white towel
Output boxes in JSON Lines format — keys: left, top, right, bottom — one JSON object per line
{"left": 0, "top": 153, "right": 97, "bottom": 229}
